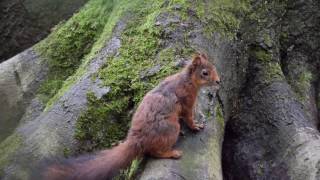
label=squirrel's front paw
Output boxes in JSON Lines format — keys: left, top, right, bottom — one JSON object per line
{"left": 191, "top": 123, "right": 204, "bottom": 131}
{"left": 171, "top": 150, "right": 183, "bottom": 159}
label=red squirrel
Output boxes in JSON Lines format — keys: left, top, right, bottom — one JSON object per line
{"left": 43, "top": 53, "right": 220, "bottom": 180}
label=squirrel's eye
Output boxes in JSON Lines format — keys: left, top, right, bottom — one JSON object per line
{"left": 201, "top": 69, "right": 208, "bottom": 76}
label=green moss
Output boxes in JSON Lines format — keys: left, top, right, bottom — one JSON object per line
{"left": 195, "top": 0, "right": 250, "bottom": 38}
{"left": 36, "top": 0, "right": 115, "bottom": 105}
{"left": 249, "top": 47, "right": 284, "bottom": 83}
{"left": 263, "top": 62, "right": 284, "bottom": 82}
{"left": 115, "top": 159, "right": 142, "bottom": 180}
{"left": 0, "top": 133, "right": 22, "bottom": 173}
{"left": 168, "top": 0, "right": 190, "bottom": 20}
{"left": 291, "top": 71, "right": 312, "bottom": 101}
{"left": 254, "top": 49, "right": 272, "bottom": 62}
{"left": 215, "top": 103, "right": 224, "bottom": 128}
{"left": 280, "top": 32, "right": 289, "bottom": 45}
{"left": 297, "top": 71, "right": 312, "bottom": 92}
{"left": 100, "top": 25, "right": 161, "bottom": 105}
{"left": 42, "top": 0, "right": 141, "bottom": 111}
{"left": 75, "top": 92, "right": 129, "bottom": 149}
{"left": 63, "top": 147, "right": 72, "bottom": 157}
{"left": 263, "top": 33, "right": 273, "bottom": 47}
{"left": 126, "top": 159, "right": 141, "bottom": 179}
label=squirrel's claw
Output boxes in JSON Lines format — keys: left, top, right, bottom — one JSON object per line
{"left": 191, "top": 123, "right": 205, "bottom": 131}
{"left": 171, "top": 150, "right": 183, "bottom": 159}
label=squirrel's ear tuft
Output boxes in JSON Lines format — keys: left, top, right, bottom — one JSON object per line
{"left": 192, "top": 54, "right": 201, "bottom": 66}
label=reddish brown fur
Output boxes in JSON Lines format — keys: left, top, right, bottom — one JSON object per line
{"left": 44, "top": 53, "right": 220, "bottom": 180}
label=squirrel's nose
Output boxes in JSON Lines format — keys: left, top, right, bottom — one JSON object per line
{"left": 215, "top": 80, "right": 221, "bottom": 85}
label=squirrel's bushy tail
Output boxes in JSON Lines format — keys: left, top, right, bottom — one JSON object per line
{"left": 43, "top": 140, "right": 141, "bottom": 180}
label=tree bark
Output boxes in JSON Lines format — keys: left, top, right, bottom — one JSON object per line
{"left": 221, "top": 0, "right": 320, "bottom": 179}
